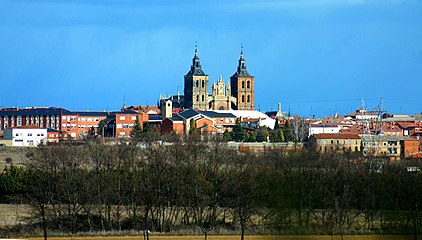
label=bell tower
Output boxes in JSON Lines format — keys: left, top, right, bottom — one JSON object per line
{"left": 230, "top": 46, "right": 255, "bottom": 110}
{"left": 184, "top": 44, "right": 209, "bottom": 110}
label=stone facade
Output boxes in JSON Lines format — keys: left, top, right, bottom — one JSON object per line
{"left": 208, "top": 76, "right": 237, "bottom": 110}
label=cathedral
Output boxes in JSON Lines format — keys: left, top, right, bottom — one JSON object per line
{"left": 160, "top": 45, "right": 255, "bottom": 112}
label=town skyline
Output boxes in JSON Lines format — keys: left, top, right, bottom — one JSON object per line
{"left": 1, "top": 0, "right": 421, "bottom": 117}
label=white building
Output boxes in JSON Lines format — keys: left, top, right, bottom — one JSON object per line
{"left": 215, "top": 110, "right": 276, "bottom": 130}
{"left": 3, "top": 127, "right": 48, "bottom": 147}
{"left": 308, "top": 123, "right": 341, "bottom": 137}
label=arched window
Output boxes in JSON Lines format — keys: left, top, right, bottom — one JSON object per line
{"left": 242, "top": 81, "right": 245, "bottom": 88}
{"left": 202, "top": 95, "right": 205, "bottom": 101}
{"left": 196, "top": 95, "right": 199, "bottom": 101}
{"left": 242, "top": 95, "right": 245, "bottom": 102}
{"left": 195, "top": 80, "right": 199, "bottom": 88}
{"left": 202, "top": 80, "right": 205, "bottom": 88}
{"left": 247, "top": 95, "right": 250, "bottom": 103}
{"left": 247, "top": 81, "right": 250, "bottom": 88}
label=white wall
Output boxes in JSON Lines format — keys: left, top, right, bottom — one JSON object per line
{"left": 4, "top": 128, "right": 48, "bottom": 147}
{"left": 308, "top": 125, "right": 340, "bottom": 137}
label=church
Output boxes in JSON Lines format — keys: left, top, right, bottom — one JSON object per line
{"left": 160, "top": 46, "right": 255, "bottom": 112}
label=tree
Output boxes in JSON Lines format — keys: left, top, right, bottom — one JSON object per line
{"left": 223, "top": 129, "right": 231, "bottom": 141}
{"left": 274, "top": 119, "right": 280, "bottom": 129}
{"left": 130, "top": 117, "right": 143, "bottom": 144}
{"left": 290, "top": 115, "right": 309, "bottom": 142}
{"left": 278, "top": 129, "right": 285, "bottom": 142}
{"left": 98, "top": 120, "right": 106, "bottom": 137}
{"left": 231, "top": 121, "right": 245, "bottom": 142}
{"left": 282, "top": 120, "right": 294, "bottom": 142}
{"left": 189, "top": 119, "right": 197, "bottom": 135}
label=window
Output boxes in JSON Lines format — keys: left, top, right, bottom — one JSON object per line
{"left": 242, "top": 95, "right": 245, "bottom": 102}
{"left": 242, "top": 81, "right": 245, "bottom": 88}
{"left": 202, "top": 80, "right": 205, "bottom": 88}
{"left": 28, "top": 133, "right": 32, "bottom": 136}
{"left": 119, "top": 116, "right": 126, "bottom": 120}
{"left": 247, "top": 95, "right": 250, "bottom": 103}
{"left": 202, "top": 95, "right": 204, "bottom": 101}
{"left": 131, "top": 116, "right": 137, "bottom": 120}
{"left": 196, "top": 95, "right": 199, "bottom": 101}
{"left": 195, "top": 80, "right": 199, "bottom": 87}
{"left": 247, "top": 81, "right": 250, "bottom": 88}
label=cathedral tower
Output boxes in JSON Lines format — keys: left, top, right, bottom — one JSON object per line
{"left": 230, "top": 46, "right": 255, "bottom": 110}
{"left": 184, "top": 45, "right": 209, "bottom": 110}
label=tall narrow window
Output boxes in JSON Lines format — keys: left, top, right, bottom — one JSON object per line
{"left": 242, "top": 81, "right": 245, "bottom": 88}
{"left": 196, "top": 95, "right": 199, "bottom": 101}
{"left": 247, "top": 95, "right": 250, "bottom": 103}
{"left": 242, "top": 95, "right": 245, "bottom": 102}
{"left": 247, "top": 81, "right": 250, "bottom": 88}
{"left": 202, "top": 80, "right": 205, "bottom": 88}
{"left": 202, "top": 95, "right": 205, "bottom": 101}
{"left": 195, "top": 80, "right": 199, "bottom": 87}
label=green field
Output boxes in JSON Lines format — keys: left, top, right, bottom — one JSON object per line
{"left": 25, "top": 236, "right": 419, "bottom": 240}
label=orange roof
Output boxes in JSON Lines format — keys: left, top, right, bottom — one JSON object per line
{"left": 313, "top": 133, "right": 361, "bottom": 139}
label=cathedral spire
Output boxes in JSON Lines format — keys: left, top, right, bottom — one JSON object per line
{"left": 186, "top": 42, "right": 206, "bottom": 76}
{"left": 232, "top": 45, "right": 250, "bottom": 77}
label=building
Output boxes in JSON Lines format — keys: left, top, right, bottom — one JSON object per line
{"left": 165, "top": 45, "right": 256, "bottom": 111}
{"left": 209, "top": 76, "right": 236, "bottom": 110}
{"left": 309, "top": 124, "right": 341, "bottom": 137}
{"left": 361, "top": 135, "right": 418, "bottom": 160}
{"left": 230, "top": 47, "right": 255, "bottom": 110}
{"left": 73, "top": 111, "right": 108, "bottom": 137}
{"left": 183, "top": 45, "right": 209, "bottom": 110}
{"left": 309, "top": 133, "right": 362, "bottom": 153}
{"left": 3, "top": 126, "right": 47, "bottom": 147}
{"left": 161, "top": 117, "right": 184, "bottom": 135}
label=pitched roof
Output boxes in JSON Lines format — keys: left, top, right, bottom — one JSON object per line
{"left": 198, "top": 110, "right": 236, "bottom": 118}
{"left": 0, "top": 107, "right": 74, "bottom": 116}
{"left": 313, "top": 133, "right": 361, "bottom": 139}
{"left": 74, "top": 111, "right": 109, "bottom": 117}
{"left": 178, "top": 109, "right": 201, "bottom": 119}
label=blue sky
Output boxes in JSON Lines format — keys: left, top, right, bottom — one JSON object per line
{"left": 0, "top": 0, "right": 421, "bottom": 117}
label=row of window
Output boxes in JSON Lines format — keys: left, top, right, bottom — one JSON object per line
{"left": 15, "top": 133, "right": 44, "bottom": 137}
{"left": 320, "top": 139, "right": 359, "bottom": 145}
{"left": 195, "top": 80, "right": 206, "bottom": 88}
{"left": 241, "top": 80, "right": 251, "bottom": 89}
{"left": 241, "top": 95, "right": 251, "bottom": 103}
{"left": 196, "top": 95, "right": 206, "bottom": 102}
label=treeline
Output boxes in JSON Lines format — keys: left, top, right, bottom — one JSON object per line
{"left": 1, "top": 140, "right": 422, "bottom": 239}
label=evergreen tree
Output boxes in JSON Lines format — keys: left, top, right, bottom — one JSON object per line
{"left": 189, "top": 119, "right": 197, "bottom": 135}
{"left": 231, "top": 120, "right": 245, "bottom": 142}
{"left": 98, "top": 120, "right": 106, "bottom": 137}
{"left": 282, "top": 121, "right": 293, "bottom": 142}
{"left": 274, "top": 120, "right": 280, "bottom": 129}
{"left": 130, "top": 116, "right": 143, "bottom": 144}
{"left": 248, "top": 132, "right": 256, "bottom": 142}
{"left": 223, "top": 129, "right": 231, "bottom": 141}
{"left": 278, "top": 129, "right": 285, "bottom": 142}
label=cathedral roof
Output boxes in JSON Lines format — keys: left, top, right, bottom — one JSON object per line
{"left": 185, "top": 45, "right": 207, "bottom": 77}
{"left": 231, "top": 46, "right": 252, "bottom": 78}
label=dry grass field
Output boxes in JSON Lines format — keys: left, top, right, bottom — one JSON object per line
{"left": 0, "top": 204, "right": 31, "bottom": 227}
{"left": 0, "top": 146, "right": 28, "bottom": 170}
{"left": 24, "top": 235, "right": 419, "bottom": 240}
